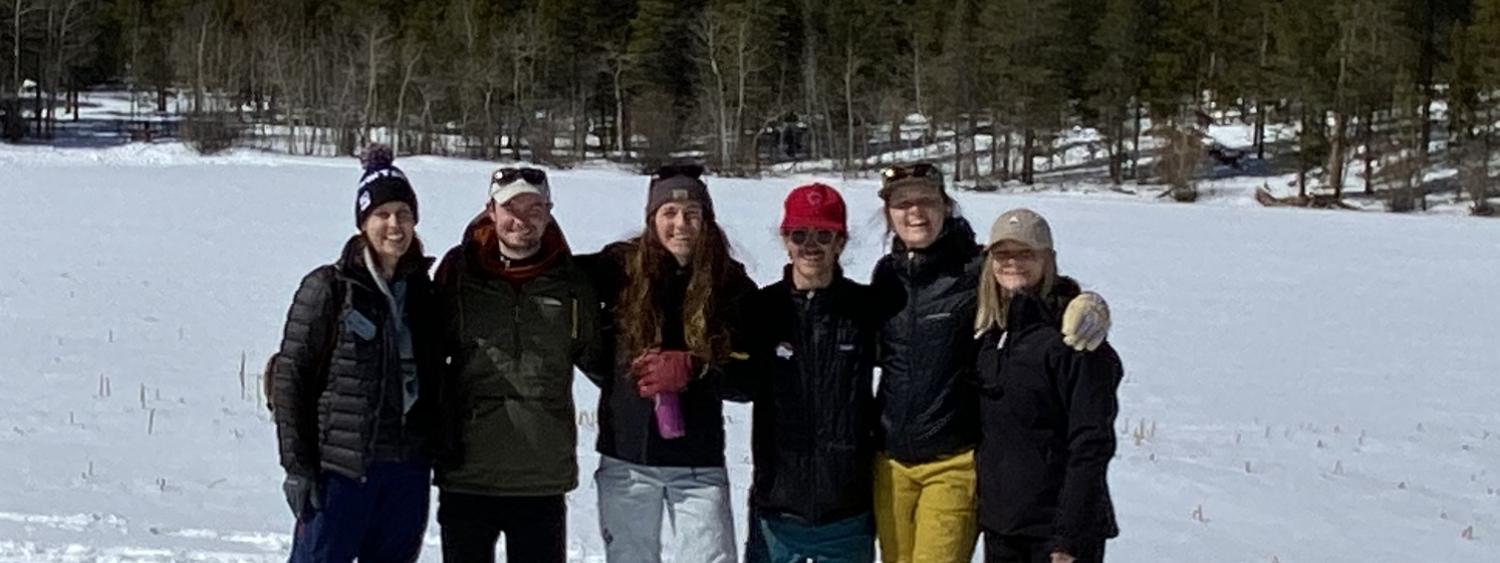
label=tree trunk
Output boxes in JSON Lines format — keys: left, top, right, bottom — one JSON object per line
{"left": 1254, "top": 102, "right": 1266, "bottom": 160}
{"left": 33, "top": 61, "right": 42, "bottom": 137}
{"left": 1328, "top": 110, "right": 1347, "bottom": 199}
{"left": 1001, "top": 126, "right": 1012, "bottom": 182}
{"left": 1110, "top": 114, "right": 1124, "bottom": 185}
{"left": 1298, "top": 112, "right": 1309, "bottom": 198}
{"left": 1022, "top": 127, "right": 1035, "bottom": 185}
{"left": 1362, "top": 108, "right": 1374, "bottom": 195}
{"left": 12, "top": 0, "right": 21, "bottom": 98}
{"left": 394, "top": 47, "right": 421, "bottom": 156}
{"left": 989, "top": 110, "right": 1000, "bottom": 178}
{"left": 1131, "top": 101, "right": 1143, "bottom": 181}
{"left": 800, "top": 0, "right": 818, "bottom": 160}
{"left": 844, "top": 47, "right": 855, "bottom": 172}
{"left": 709, "top": 25, "right": 730, "bottom": 171}
{"left": 1418, "top": 1, "right": 1435, "bottom": 161}
{"left": 613, "top": 63, "right": 626, "bottom": 158}
{"left": 967, "top": 111, "right": 979, "bottom": 180}
{"left": 732, "top": 16, "right": 750, "bottom": 170}
{"left": 1328, "top": 25, "right": 1350, "bottom": 200}
{"left": 911, "top": 28, "right": 922, "bottom": 117}
{"left": 195, "top": 16, "right": 209, "bottom": 113}
{"left": 952, "top": 117, "right": 964, "bottom": 183}
{"left": 363, "top": 25, "right": 379, "bottom": 144}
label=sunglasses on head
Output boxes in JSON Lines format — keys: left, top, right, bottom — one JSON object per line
{"left": 784, "top": 228, "right": 839, "bottom": 246}
{"left": 655, "top": 163, "right": 705, "bottom": 180}
{"left": 493, "top": 167, "right": 548, "bottom": 187}
{"left": 500, "top": 199, "right": 553, "bottom": 219}
{"left": 881, "top": 163, "right": 941, "bottom": 183}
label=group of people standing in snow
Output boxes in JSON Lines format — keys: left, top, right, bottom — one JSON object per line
{"left": 268, "top": 144, "right": 1124, "bottom": 563}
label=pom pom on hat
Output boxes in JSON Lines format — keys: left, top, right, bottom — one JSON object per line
{"left": 360, "top": 143, "right": 395, "bottom": 173}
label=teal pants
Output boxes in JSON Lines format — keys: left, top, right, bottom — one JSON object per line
{"left": 745, "top": 510, "right": 875, "bottom": 563}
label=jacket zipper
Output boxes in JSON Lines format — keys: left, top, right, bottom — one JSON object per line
{"left": 903, "top": 252, "right": 919, "bottom": 459}
{"left": 364, "top": 287, "right": 390, "bottom": 483}
{"left": 803, "top": 290, "right": 819, "bottom": 521}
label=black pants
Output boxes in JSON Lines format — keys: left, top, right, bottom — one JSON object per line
{"left": 437, "top": 491, "right": 566, "bottom": 563}
{"left": 984, "top": 533, "right": 1105, "bottom": 563}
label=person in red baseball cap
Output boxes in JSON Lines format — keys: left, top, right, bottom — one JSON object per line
{"left": 731, "top": 183, "right": 885, "bottom": 563}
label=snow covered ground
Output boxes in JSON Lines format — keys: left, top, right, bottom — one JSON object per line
{"left": 1, "top": 143, "right": 1498, "bottom": 562}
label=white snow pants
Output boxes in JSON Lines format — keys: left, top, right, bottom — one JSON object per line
{"left": 595, "top": 455, "right": 737, "bottom": 563}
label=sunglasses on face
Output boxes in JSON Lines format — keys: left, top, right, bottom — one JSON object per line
{"left": 881, "top": 163, "right": 941, "bottom": 184}
{"left": 654, "top": 163, "right": 705, "bottom": 180}
{"left": 784, "top": 229, "right": 838, "bottom": 246}
{"left": 492, "top": 167, "right": 548, "bottom": 187}
{"left": 989, "top": 248, "right": 1041, "bottom": 262}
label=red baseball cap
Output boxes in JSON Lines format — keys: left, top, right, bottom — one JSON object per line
{"left": 781, "top": 183, "right": 847, "bottom": 233}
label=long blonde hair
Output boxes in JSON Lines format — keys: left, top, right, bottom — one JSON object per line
{"left": 974, "top": 249, "right": 1058, "bottom": 336}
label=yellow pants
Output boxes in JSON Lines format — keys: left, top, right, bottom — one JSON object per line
{"left": 873, "top": 450, "right": 979, "bottom": 563}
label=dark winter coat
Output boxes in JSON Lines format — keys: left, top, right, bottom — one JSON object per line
{"left": 577, "top": 240, "right": 763, "bottom": 468}
{"left": 975, "top": 282, "right": 1122, "bottom": 555}
{"left": 272, "top": 235, "right": 441, "bottom": 481}
{"left": 738, "top": 269, "right": 882, "bottom": 525}
{"left": 870, "top": 217, "right": 983, "bottom": 464}
{"left": 432, "top": 216, "right": 605, "bottom": 496}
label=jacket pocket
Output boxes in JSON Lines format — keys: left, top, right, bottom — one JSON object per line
{"left": 344, "top": 310, "right": 378, "bottom": 341}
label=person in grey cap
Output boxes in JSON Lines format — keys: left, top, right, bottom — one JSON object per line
{"left": 432, "top": 166, "right": 606, "bottom": 562}
{"left": 974, "top": 208, "right": 1122, "bottom": 563}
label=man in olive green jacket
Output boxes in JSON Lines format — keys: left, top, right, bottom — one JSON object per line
{"left": 433, "top": 167, "right": 605, "bottom": 563}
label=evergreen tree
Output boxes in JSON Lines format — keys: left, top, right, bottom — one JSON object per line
{"left": 1086, "top": 0, "right": 1149, "bottom": 184}
{"left": 982, "top": 0, "right": 1071, "bottom": 185}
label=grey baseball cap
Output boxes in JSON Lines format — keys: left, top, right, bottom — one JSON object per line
{"left": 987, "top": 208, "right": 1053, "bottom": 250}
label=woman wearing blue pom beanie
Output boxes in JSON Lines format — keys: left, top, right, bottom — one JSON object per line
{"left": 269, "top": 144, "right": 441, "bottom": 563}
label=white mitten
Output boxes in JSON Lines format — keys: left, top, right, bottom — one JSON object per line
{"left": 1061, "top": 291, "right": 1111, "bottom": 352}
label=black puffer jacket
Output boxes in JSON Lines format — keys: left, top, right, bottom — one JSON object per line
{"left": 578, "top": 240, "right": 762, "bottom": 468}
{"left": 739, "top": 270, "right": 881, "bottom": 525}
{"left": 272, "top": 235, "right": 441, "bottom": 480}
{"left": 976, "top": 284, "right": 1121, "bottom": 554}
{"left": 870, "top": 218, "right": 983, "bottom": 463}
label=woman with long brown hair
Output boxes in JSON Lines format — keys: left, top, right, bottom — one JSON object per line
{"left": 578, "top": 164, "right": 764, "bottom": 563}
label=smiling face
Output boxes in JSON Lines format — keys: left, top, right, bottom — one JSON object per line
{"left": 885, "top": 185, "right": 948, "bottom": 250}
{"left": 361, "top": 201, "right": 415, "bottom": 269}
{"left": 782, "top": 228, "right": 845, "bottom": 282}
{"left": 988, "top": 240, "right": 1047, "bottom": 292}
{"left": 653, "top": 201, "right": 705, "bottom": 264}
{"left": 488, "top": 193, "right": 552, "bottom": 259}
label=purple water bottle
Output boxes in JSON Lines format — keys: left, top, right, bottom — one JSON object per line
{"left": 654, "top": 392, "right": 686, "bottom": 439}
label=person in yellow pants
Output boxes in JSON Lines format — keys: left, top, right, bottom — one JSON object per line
{"left": 868, "top": 165, "right": 1112, "bottom": 563}
{"left": 873, "top": 450, "right": 979, "bottom": 562}
{"left": 868, "top": 165, "right": 983, "bottom": 563}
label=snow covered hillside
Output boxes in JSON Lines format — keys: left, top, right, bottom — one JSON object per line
{"left": 1, "top": 144, "right": 1497, "bottom": 562}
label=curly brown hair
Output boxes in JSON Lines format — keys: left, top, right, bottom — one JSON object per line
{"left": 618, "top": 217, "right": 738, "bottom": 368}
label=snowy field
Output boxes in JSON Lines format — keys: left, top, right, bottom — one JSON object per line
{"left": 1, "top": 143, "right": 1498, "bottom": 562}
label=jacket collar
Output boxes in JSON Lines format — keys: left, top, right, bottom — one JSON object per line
{"left": 889, "top": 217, "right": 979, "bottom": 281}
{"left": 336, "top": 234, "right": 433, "bottom": 289}
{"left": 460, "top": 212, "right": 571, "bottom": 282}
